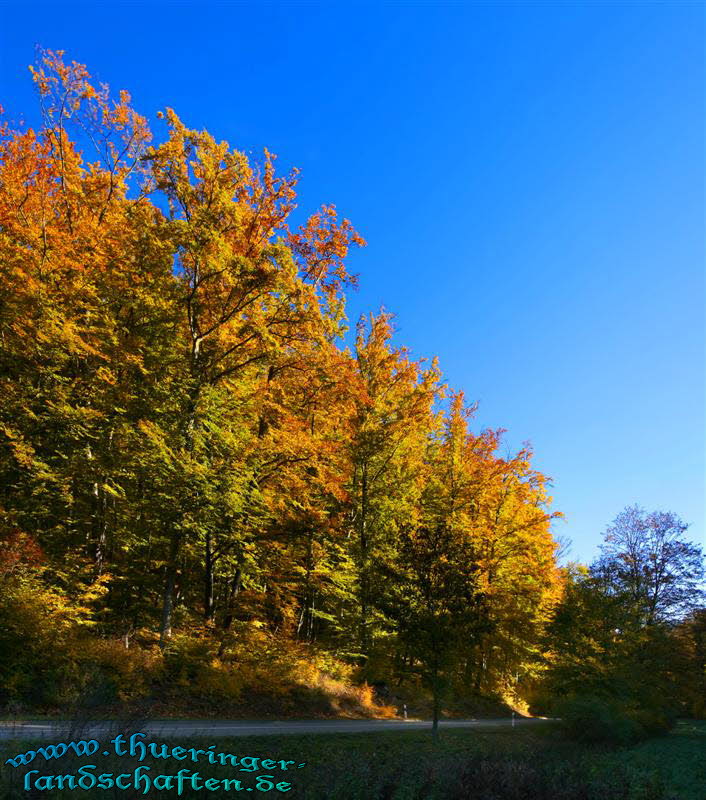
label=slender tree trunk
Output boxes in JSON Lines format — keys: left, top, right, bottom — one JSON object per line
{"left": 159, "top": 529, "right": 181, "bottom": 647}
{"left": 93, "top": 426, "right": 115, "bottom": 575}
{"left": 93, "top": 480, "right": 108, "bottom": 575}
{"left": 471, "top": 640, "right": 486, "bottom": 693}
{"left": 159, "top": 375, "right": 200, "bottom": 645}
{"left": 307, "top": 592, "right": 316, "bottom": 641}
{"left": 204, "top": 530, "right": 215, "bottom": 622}
{"left": 218, "top": 567, "right": 242, "bottom": 658}
{"left": 432, "top": 668, "right": 441, "bottom": 743}
{"left": 221, "top": 567, "right": 242, "bottom": 632}
{"left": 359, "top": 463, "right": 369, "bottom": 661}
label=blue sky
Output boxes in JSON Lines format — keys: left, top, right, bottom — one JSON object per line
{"left": 1, "top": 1, "right": 703, "bottom": 563}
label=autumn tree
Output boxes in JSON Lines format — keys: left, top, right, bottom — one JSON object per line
{"left": 387, "top": 521, "right": 481, "bottom": 740}
{"left": 0, "top": 50, "right": 567, "bottom": 717}
{"left": 346, "top": 312, "right": 441, "bottom": 664}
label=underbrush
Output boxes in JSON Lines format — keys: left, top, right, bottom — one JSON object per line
{"left": 556, "top": 696, "right": 676, "bottom": 746}
{"left": 0, "top": 622, "right": 397, "bottom": 720}
{"left": 0, "top": 574, "right": 511, "bottom": 722}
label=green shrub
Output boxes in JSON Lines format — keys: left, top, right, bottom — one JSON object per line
{"left": 0, "top": 574, "right": 81, "bottom": 710}
{"left": 625, "top": 707, "right": 676, "bottom": 737}
{"left": 161, "top": 632, "right": 217, "bottom": 684}
{"left": 557, "top": 695, "right": 644, "bottom": 745}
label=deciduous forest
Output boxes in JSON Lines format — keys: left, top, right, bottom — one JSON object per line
{"left": 1, "top": 52, "right": 703, "bottom": 740}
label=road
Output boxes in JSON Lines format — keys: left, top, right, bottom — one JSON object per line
{"left": 0, "top": 717, "right": 547, "bottom": 741}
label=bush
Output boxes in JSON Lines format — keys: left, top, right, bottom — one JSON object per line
{"left": 76, "top": 638, "right": 160, "bottom": 704}
{"left": 0, "top": 574, "right": 81, "bottom": 710}
{"left": 625, "top": 707, "right": 676, "bottom": 737}
{"left": 557, "top": 695, "right": 644, "bottom": 745}
{"left": 161, "top": 632, "right": 217, "bottom": 684}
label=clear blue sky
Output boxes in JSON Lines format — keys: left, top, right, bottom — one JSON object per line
{"left": 1, "top": 1, "right": 703, "bottom": 563}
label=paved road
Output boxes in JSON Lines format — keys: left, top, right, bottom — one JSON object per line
{"left": 0, "top": 717, "right": 547, "bottom": 741}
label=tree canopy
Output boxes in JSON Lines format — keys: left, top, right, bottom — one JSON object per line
{"left": 1, "top": 52, "right": 701, "bottom": 727}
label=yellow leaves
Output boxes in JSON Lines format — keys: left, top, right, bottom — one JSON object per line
{"left": 288, "top": 204, "right": 363, "bottom": 297}
{"left": 137, "top": 420, "right": 179, "bottom": 467}
{"left": 101, "top": 482, "right": 124, "bottom": 499}
{"left": 78, "top": 573, "right": 112, "bottom": 606}
{"left": 0, "top": 49, "right": 570, "bottom": 711}
{"left": 96, "top": 366, "right": 116, "bottom": 385}
{"left": 0, "top": 423, "right": 37, "bottom": 469}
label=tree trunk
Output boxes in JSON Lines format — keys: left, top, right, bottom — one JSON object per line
{"left": 91, "top": 474, "right": 108, "bottom": 575}
{"left": 359, "top": 463, "right": 369, "bottom": 661}
{"left": 221, "top": 567, "right": 242, "bottom": 632}
{"left": 432, "top": 670, "right": 441, "bottom": 743}
{"left": 159, "top": 529, "right": 181, "bottom": 647}
{"left": 204, "top": 531, "right": 215, "bottom": 622}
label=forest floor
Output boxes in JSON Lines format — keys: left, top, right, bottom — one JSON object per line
{"left": 0, "top": 686, "right": 517, "bottom": 723}
{"left": 0, "top": 720, "right": 703, "bottom": 799}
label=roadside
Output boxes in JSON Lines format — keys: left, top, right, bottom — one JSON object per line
{"left": 0, "top": 716, "right": 545, "bottom": 740}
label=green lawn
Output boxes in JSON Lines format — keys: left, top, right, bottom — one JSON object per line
{"left": 583, "top": 721, "right": 706, "bottom": 800}
{"left": 1, "top": 721, "right": 703, "bottom": 798}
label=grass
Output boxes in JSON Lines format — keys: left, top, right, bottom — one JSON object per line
{"left": 583, "top": 720, "right": 706, "bottom": 800}
{"left": 0, "top": 721, "right": 703, "bottom": 798}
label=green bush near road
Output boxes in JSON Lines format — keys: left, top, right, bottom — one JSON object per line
{"left": 556, "top": 695, "right": 678, "bottom": 746}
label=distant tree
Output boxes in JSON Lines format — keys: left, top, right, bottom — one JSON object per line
{"left": 537, "top": 507, "right": 705, "bottom": 722}
{"left": 594, "top": 506, "right": 704, "bottom": 624}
